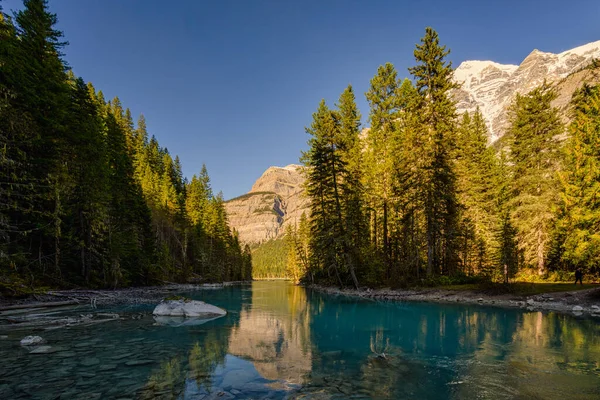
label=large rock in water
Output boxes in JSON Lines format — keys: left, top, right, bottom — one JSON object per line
{"left": 153, "top": 300, "right": 226, "bottom": 318}
{"left": 20, "top": 336, "right": 45, "bottom": 346}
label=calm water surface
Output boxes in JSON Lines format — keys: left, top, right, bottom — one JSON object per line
{"left": 0, "top": 281, "right": 599, "bottom": 399}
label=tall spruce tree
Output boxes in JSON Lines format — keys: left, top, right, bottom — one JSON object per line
{"left": 63, "top": 77, "right": 109, "bottom": 282}
{"left": 557, "top": 84, "right": 600, "bottom": 274}
{"left": 1, "top": 0, "right": 72, "bottom": 277}
{"left": 302, "top": 100, "right": 340, "bottom": 286}
{"left": 408, "top": 27, "right": 459, "bottom": 276}
{"left": 302, "top": 99, "right": 359, "bottom": 288}
{"left": 455, "top": 108, "right": 499, "bottom": 275}
{"left": 336, "top": 85, "right": 365, "bottom": 285}
{"left": 508, "top": 83, "right": 563, "bottom": 275}
{"left": 365, "top": 63, "right": 400, "bottom": 280}
{"left": 493, "top": 151, "right": 519, "bottom": 282}
{"left": 393, "top": 78, "right": 424, "bottom": 280}
{"left": 0, "top": 8, "right": 38, "bottom": 279}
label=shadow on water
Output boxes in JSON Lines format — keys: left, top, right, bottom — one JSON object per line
{"left": 0, "top": 281, "right": 599, "bottom": 399}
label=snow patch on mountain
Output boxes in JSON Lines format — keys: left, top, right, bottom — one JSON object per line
{"left": 452, "top": 40, "right": 600, "bottom": 142}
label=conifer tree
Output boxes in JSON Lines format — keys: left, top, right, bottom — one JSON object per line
{"left": 0, "top": 8, "right": 38, "bottom": 277}
{"left": 494, "top": 151, "right": 519, "bottom": 282}
{"left": 508, "top": 83, "right": 563, "bottom": 275}
{"left": 302, "top": 99, "right": 358, "bottom": 287}
{"left": 455, "top": 108, "right": 499, "bottom": 275}
{"left": 393, "top": 78, "right": 423, "bottom": 280}
{"left": 2, "top": 0, "right": 72, "bottom": 276}
{"left": 63, "top": 77, "right": 109, "bottom": 281}
{"left": 285, "top": 224, "right": 301, "bottom": 284}
{"left": 557, "top": 84, "right": 600, "bottom": 274}
{"left": 285, "top": 212, "right": 311, "bottom": 284}
{"left": 364, "top": 63, "right": 400, "bottom": 279}
{"left": 336, "top": 85, "right": 366, "bottom": 284}
{"left": 408, "top": 27, "right": 459, "bottom": 276}
{"left": 302, "top": 100, "right": 337, "bottom": 284}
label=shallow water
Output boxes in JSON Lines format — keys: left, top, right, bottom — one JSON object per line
{"left": 0, "top": 281, "right": 599, "bottom": 399}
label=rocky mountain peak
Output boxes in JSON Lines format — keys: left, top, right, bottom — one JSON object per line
{"left": 452, "top": 40, "right": 600, "bottom": 141}
{"left": 225, "top": 164, "right": 308, "bottom": 244}
{"left": 250, "top": 164, "right": 304, "bottom": 197}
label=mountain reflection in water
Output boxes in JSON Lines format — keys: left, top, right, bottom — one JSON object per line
{"left": 227, "top": 283, "right": 313, "bottom": 385}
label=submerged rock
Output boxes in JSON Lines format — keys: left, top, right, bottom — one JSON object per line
{"left": 20, "top": 336, "right": 45, "bottom": 346}
{"left": 29, "top": 345, "right": 54, "bottom": 354}
{"left": 153, "top": 299, "right": 226, "bottom": 318}
{"left": 80, "top": 358, "right": 100, "bottom": 367}
{"left": 125, "top": 359, "right": 154, "bottom": 366}
{"left": 572, "top": 305, "right": 584, "bottom": 312}
{"left": 153, "top": 315, "right": 224, "bottom": 327}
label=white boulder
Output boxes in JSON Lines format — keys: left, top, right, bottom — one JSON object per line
{"left": 153, "top": 299, "right": 226, "bottom": 318}
{"left": 20, "top": 336, "right": 45, "bottom": 346}
{"left": 572, "top": 305, "right": 584, "bottom": 312}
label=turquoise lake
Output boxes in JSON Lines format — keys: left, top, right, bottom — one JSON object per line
{"left": 1, "top": 281, "right": 599, "bottom": 399}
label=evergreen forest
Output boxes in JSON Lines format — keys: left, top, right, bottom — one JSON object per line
{"left": 0, "top": 0, "right": 251, "bottom": 294}
{"left": 2, "top": 1, "right": 599, "bottom": 292}
{"left": 288, "top": 27, "right": 600, "bottom": 288}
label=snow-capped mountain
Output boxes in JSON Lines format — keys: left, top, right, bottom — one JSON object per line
{"left": 453, "top": 40, "right": 600, "bottom": 141}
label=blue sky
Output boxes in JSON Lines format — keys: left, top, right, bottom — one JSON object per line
{"left": 2, "top": 0, "right": 599, "bottom": 199}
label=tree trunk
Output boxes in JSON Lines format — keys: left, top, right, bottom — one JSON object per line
{"left": 426, "top": 212, "right": 433, "bottom": 276}
{"left": 383, "top": 200, "right": 390, "bottom": 280}
{"left": 54, "top": 184, "right": 61, "bottom": 276}
{"left": 537, "top": 229, "right": 545, "bottom": 275}
{"left": 331, "top": 152, "right": 359, "bottom": 290}
{"left": 80, "top": 210, "right": 86, "bottom": 280}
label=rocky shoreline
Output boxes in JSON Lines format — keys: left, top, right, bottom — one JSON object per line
{"left": 307, "top": 284, "right": 600, "bottom": 317}
{"left": 0, "top": 282, "right": 247, "bottom": 310}
{"left": 3, "top": 281, "right": 599, "bottom": 319}
{"left": 0, "top": 282, "right": 248, "bottom": 332}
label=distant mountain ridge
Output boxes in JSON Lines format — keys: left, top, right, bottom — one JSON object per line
{"left": 453, "top": 40, "right": 600, "bottom": 141}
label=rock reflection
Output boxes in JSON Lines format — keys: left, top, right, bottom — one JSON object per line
{"left": 228, "top": 283, "right": 313, "bottom": 384}
{"left": 139, "top": 282, "right": 314, "bottom": 399}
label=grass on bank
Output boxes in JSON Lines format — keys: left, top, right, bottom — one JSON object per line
{"left": 414, "top": 268, "right": 599, "bottom": 296}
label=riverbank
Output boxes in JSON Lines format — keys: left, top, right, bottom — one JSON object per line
{"left": 3, "top": 281, "right": 599, "bottom": 316}
{"left": 0, "top": 282, "right": 248, "bottom": 310}
{"left": 307, "top": 283, "right": 600, "bottom": 317}
{"left": 0, "top": 282, "right": 250, "bottom": 332}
